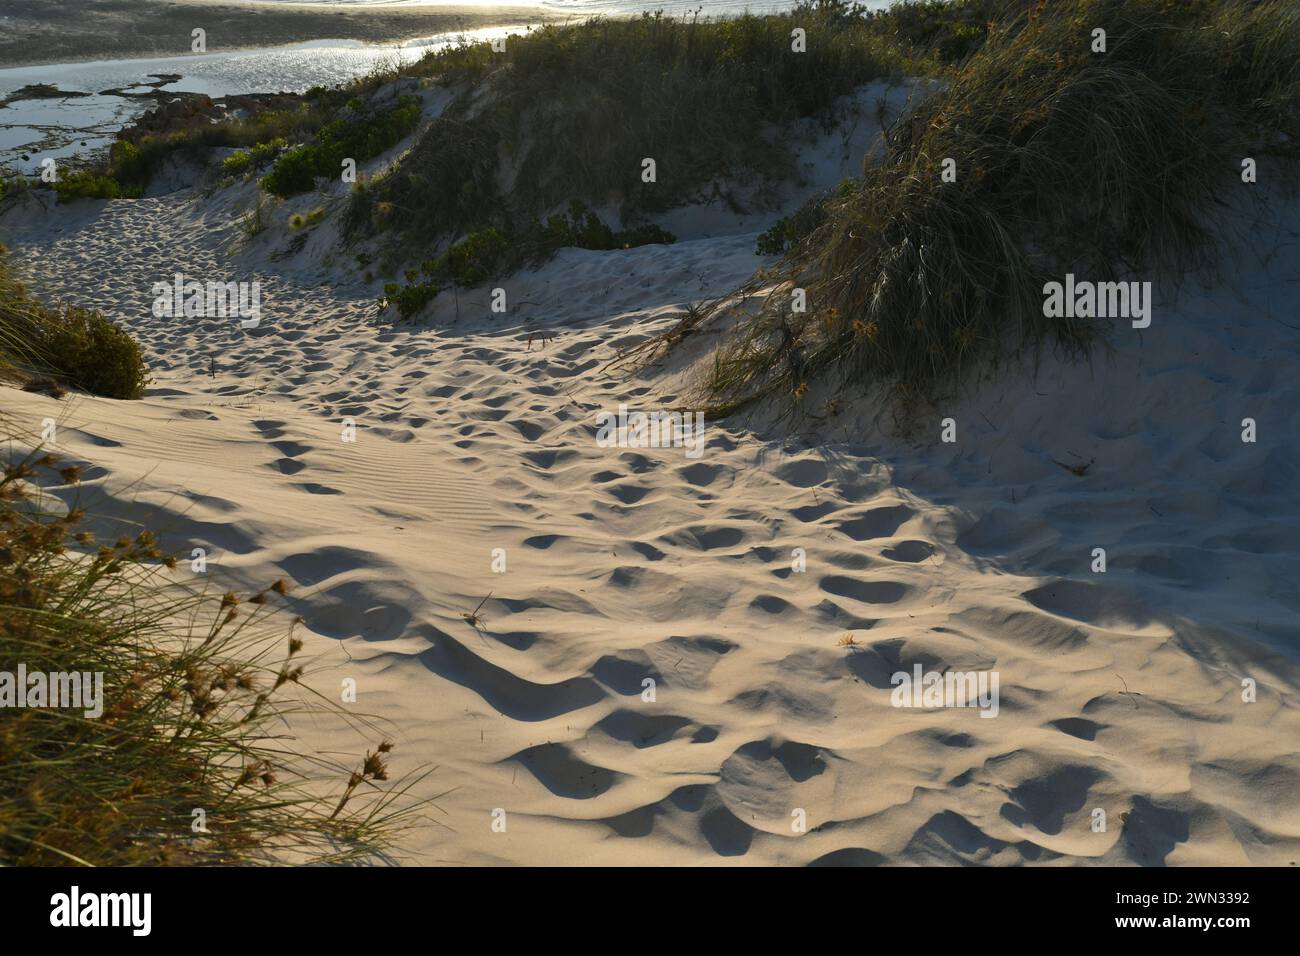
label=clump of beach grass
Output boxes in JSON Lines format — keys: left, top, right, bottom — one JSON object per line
{"left": 0, "top": 436, "right": 438, "bottom": 865}
{"left": 0, "top": 247, "right": 149, "bottom": 400}
{"left": 288, "top": 207, "right": 327, "bottom": 231}
{"left": 237, "top": 194, "right": 273, "bottom": 245}
{"left": 644, "top": 0, "right": 1300, "bottom": 421}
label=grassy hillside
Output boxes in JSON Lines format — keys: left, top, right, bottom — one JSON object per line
{"left": 349, "top": 2, "right": 1003, "bottom": 248}
{"left": 647, "top": 0, "right": 1300, "bottom": 419}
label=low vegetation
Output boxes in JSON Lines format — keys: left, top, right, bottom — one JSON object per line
{"left": 351, "top": 1, "right": 984, "bottom": 248}
{"left": 221, "top": 137, "right": 288, "bottom": 178}
{"left": 40, "top": 98, "right": 342, "bottom": 201}
{"left": 25, "top": 0, "right": 1286, "bottom": 416}
{"left": 260, "top": 95, "right": 422, "bottom": 198}
{"left": 643, "top": 0, "right": 1300, "bottom": 419}
{"left": 379, "top": 201, "right": 675, "bottom": 320}
{"left": 52, "top": 169, "right": 141, "bottom": 202}
{"left": 288, "top": 207, "right": 327, "bottom": 231}
{"left": 0, "top": 247, "right": 148, "bottom": 400}
{"left": 754, "top": 179, "right": 857, "bottom": 256}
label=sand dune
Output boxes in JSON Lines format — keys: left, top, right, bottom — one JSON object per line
{"left": 3, "top": 80, "right": 1298, "bottom": 865}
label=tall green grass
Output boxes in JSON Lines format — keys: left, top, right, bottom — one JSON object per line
{"left": 652, "top": 0, "right": 1300, "bottom": 419}
{"left": 261, "top": 95, "right": 422, "bottom": 198}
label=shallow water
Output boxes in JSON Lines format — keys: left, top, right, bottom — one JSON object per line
{"left": 0, "top": 93, "right": 130, "bottom": 172}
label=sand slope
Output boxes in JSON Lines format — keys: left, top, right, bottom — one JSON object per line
{"left": 2, "top": 85, "right": 1299, "bottom": 866}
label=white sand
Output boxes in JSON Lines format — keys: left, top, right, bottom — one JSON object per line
{"left": 3, "top": 80, "right": 1299, "bottom": 865}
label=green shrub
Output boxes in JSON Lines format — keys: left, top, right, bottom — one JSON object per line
{"left": 526, "top": 201, "right": 676, "bottom": 253}
{"left": 0, "top": 178, "right": 33, "bottom": 203}
{"left": 223, "top": 152, "right": 250, "bottom": 176}
{"left": 754, "top": 220, "right": 791, "bottom": 257}
{"left": 0, "top": 248, "right": 149, "bottom": 399}
{"left": 755, "top": 179, "right": 858, "bottom": 255}
{"left": 379, "top": 202, "right": 675, "bottom": 319}
{"left": 45, "top": 103, "right": 329, "bottom": 200}
{"left": 46, "top": 141, "right": 155, "bottom": 202}
{"left": 38, "top": 306, "right": 150, "bottom": 400}
{"left": 380, "top": 279, "right": 442, "bottom": 321}
{"left": 107, "top": 140, "right": 150, "bottom": 192}
{"left": 609, "top": 222, "right": 677, "bottom": 249}
{"left": 260, "top": 145, "right": 319, "bottom": 198}
{"left": 52, "top": 171, "right": 141, "bottom": 202}
{"left": 222, "top": 137, "right": 288, "bottom": 177}
{"left": 261, "top": 96, "right": 422, "bottom": 198}
{"left": 875, "top": 0, "right": 1020, "bottom": 61}
{"left": 437, "top": 227, "right": 510, "bottom": 287}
